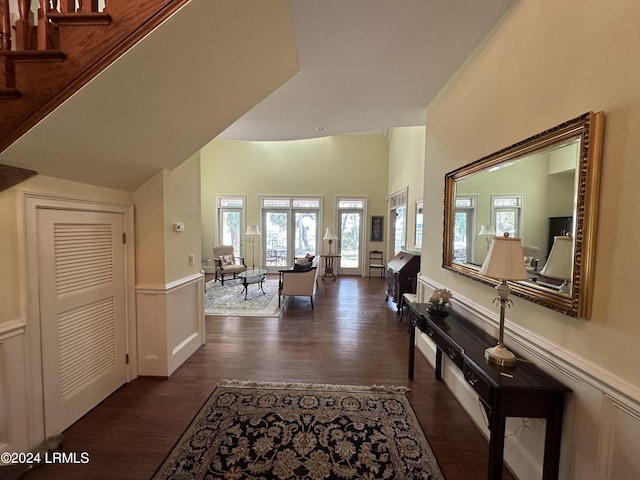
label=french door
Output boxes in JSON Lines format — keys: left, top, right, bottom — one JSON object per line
{"left": 337, "top": 198, "right": 365, "bottom": 275}
{"left": 261, "top": 197, "right": 320, "bottom": 273}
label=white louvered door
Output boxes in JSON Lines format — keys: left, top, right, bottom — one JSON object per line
{"left": 37, "top": 208, "right": 127, "bottom": 436}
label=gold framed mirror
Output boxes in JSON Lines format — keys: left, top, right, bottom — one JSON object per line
{"left": 415, "top": 201, "right": 423, "bottom": 248}
{"left": 443, "top": 112, "right": 604, "bottom": 318}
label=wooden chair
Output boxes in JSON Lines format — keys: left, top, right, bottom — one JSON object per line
{"left": 212, "top": 245, "right": 246, "bottom": 285}
{"left": 368, "top": 250, "right": 385, "bottom": 278}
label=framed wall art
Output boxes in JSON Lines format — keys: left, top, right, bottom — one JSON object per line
{"left": 370, "top": 215, "right": 383, "bottom": 242}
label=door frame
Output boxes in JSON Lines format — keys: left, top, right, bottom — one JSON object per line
{"left": 336, "top": 197, "right": 367, "bottom": 276}
{"left": 23, "top": 193, "right": 136, "bottom": 445}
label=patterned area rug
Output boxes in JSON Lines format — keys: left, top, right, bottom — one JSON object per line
{"left": 205, "top": 278, "right": 286, "bottom": 317}
{"left": 153, "top": 379, "right": 443, "bottom": 480}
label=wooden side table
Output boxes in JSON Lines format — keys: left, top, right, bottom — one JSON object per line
{"left": 321, "top": 254, "right": 341, "bottom": 281}
{"left": 407, "top": 301, "right": 571, "bottom": 480}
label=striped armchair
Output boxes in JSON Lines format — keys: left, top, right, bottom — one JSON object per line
{"left": 212, "top": 245, "right": 246, "bottom": 285}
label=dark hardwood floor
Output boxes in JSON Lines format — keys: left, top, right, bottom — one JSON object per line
{"left": 22, "top": 275, "right": 516, "bottom": 480}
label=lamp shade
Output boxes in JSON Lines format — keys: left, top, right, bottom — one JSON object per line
{"left": 478, "top": 224, "right": 496, "bottom": 236}
{"left": 245, "top": 225, "right": 261, "bottom": 236}
{"left": 479, "top": 234, "right": 529, "bottom": 281}
{"left": 323, "top": 228, "right": 337, "bottom": 240}
{"left": 540, "top": 236, "right": 573, "bottom": 279}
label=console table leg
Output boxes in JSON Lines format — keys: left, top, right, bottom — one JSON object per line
{"left": 488, "top": 398, "right": 507, "bottom": 480}
{"left": 542, "top": 394, "right": 565, "bottom": 480}
{"left": 408, "top": 320, "right": 415, "bottom": 380}
{"left": 435, "top": 348, "right": 443, "bottom": 381}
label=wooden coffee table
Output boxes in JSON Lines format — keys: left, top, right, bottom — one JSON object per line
{"left": 238, "top": 269, "right": 267, "bottom": 300}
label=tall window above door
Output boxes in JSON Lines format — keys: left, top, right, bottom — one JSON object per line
{"left": 389, "top": 188, "right": 408, "bottom": 255}
{"left": 337, "top": 197, "right": 365, "bottom": 274}
{"left": 216, "top": 196, "right": 245, "bottom": 257}
{"left": 491, "top": 195, "right": 524, "bottom": 238}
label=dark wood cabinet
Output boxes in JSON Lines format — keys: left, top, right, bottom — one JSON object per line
{"left": 386, "top": 250, "right": 420, "bottom": 310}
{"left": 548, "top": 216, "right": 573, "bottom": 254}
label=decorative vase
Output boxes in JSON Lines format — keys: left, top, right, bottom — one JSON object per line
{"left": 427, "top": 305, "right": 449, "bottom": 316}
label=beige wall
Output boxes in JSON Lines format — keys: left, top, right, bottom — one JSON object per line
{"left": 200, "top": 135, "right": 389, "bottom": 265}
{"left": 388, "top": 126, "right": 425, "bottom": 252}
{"left": 0, "top": 176, "right": 132, "bottom": 325}
{"left": 164, "top": 153, "right": 202, "bottom": 283}
{"left": 423, "top": 0, "right": 640, "bottom": 386}
{"left": 133, "top": 152, "right": 203, "bottom": 286}
{"left": 133, "top": 171, "right": 166, "bottom": 286}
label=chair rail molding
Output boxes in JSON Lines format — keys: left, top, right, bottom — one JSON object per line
{"left": 415, "top": 274, "right": 640, "bottom": 480}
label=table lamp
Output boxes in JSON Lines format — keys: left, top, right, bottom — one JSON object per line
{"left": 540, "top": 235, "right": 573, "bottom": 293}
{"left": 323, "top": 228, "right": 337, "bottom": 254}
{"left": 245, "top": 225, "right": 261, "bottom": 269}
{"left": 478, "top": 224, "right": 496, "bottom": 253}
{"left": 479, "top": 233, "right": 529, "bottom": 366}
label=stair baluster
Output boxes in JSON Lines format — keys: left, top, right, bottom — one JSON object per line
{"left": 1, "top": 0, "right": 10, "bottom": 50}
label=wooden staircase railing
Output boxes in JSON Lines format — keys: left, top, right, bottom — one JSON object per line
{"left": 0, "top": 0, "right": 190, "bottom": 165}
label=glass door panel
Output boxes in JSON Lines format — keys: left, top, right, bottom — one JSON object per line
{"left": 219, "top": 209, "right": 242, "bottom": 257}
{"left": 454, "top": 209, "right": 475, "bottom": 263}
{"left": 294, "top": 212, "right": 317, "bottom": 258}
{"left": 393, "top": 206, "right": 405, "bottom": 254}
{"left": 339, "top": 211, "right": 362, "bottom": 274}
{"left": 264, "top": 211, "right": 289, "bottom": 271}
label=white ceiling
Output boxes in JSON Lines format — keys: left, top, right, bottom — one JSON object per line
{"left": 0, "top": 0, "right": 515, "bottom": 190}
{"left": 220, "top": 0, "right": 515, "bottom": 141}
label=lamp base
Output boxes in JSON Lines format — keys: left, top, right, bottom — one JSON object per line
{"left": 485, "top": 344, "right": 517, "bottom": 366}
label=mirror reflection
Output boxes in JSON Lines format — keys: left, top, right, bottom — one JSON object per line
{"left": 453, "top": 139, "right": 578, "bottom": 294}
{"left": 443, "top": 112, "right": 605, "bottom": 318}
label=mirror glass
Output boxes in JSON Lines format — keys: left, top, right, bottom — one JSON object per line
{"left": 443, "top": 112, "right": 604, "bottom": 318}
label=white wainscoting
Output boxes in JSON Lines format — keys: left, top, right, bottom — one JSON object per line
{"left": 416, "top": 275, "right": 640, "bottom": 480}
{"left": 0, "top": 322, "right": 31, "bottom": 453}
{"left": 136, "top": 272, "right": 205, "bottom": 377}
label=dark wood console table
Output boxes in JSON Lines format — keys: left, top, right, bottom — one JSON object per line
{"left": 407, "top": 302, "right": 571, "bottom": 480}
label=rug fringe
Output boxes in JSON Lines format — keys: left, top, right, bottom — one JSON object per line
{"left": 217, "top": 378, "right": 410, "bottom": 394}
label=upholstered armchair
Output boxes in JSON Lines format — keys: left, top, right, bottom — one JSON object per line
{"left": 212, "top": 245, "right": 246, "bottom": 285}
{"left": 278, "top": 256, "right": 320, "bottom": 309}
{"left": 522, "top": 244, "right": 540, "bottom": 273}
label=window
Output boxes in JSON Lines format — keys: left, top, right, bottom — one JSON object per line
{"left": 415, "top": 201, "right": 423, "bottom": 248}
{"left": 492, "top": 195, "right": 523, "bottom": 238}
{"left": 389, "top": 188, "right": 408, "bottom": 255}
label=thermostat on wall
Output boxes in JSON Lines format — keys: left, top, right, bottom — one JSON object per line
{"left": 174, "top": 223, "right": 185, "bottom": 232}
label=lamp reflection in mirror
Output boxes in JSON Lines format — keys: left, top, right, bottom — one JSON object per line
{"left": 323, "top": 228, "right": 338, "bottom": 254}
{"left": 540, "top": 235, "right": 573, "bottom": 294}
{"left": 479, "top": 233, "right": 529, "bottom": 366}
{"left": 478, "top": 224, "right": 496, "bottom": 253}
{"left": 245, "top": 225, "right": 261, "bottom": 269}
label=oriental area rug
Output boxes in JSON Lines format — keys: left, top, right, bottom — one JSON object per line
{"left": 153, "top": 379, "right": 443, "bottom": 480}
{"left": 204, "top": 278, "right": 286, "bottom": 317}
